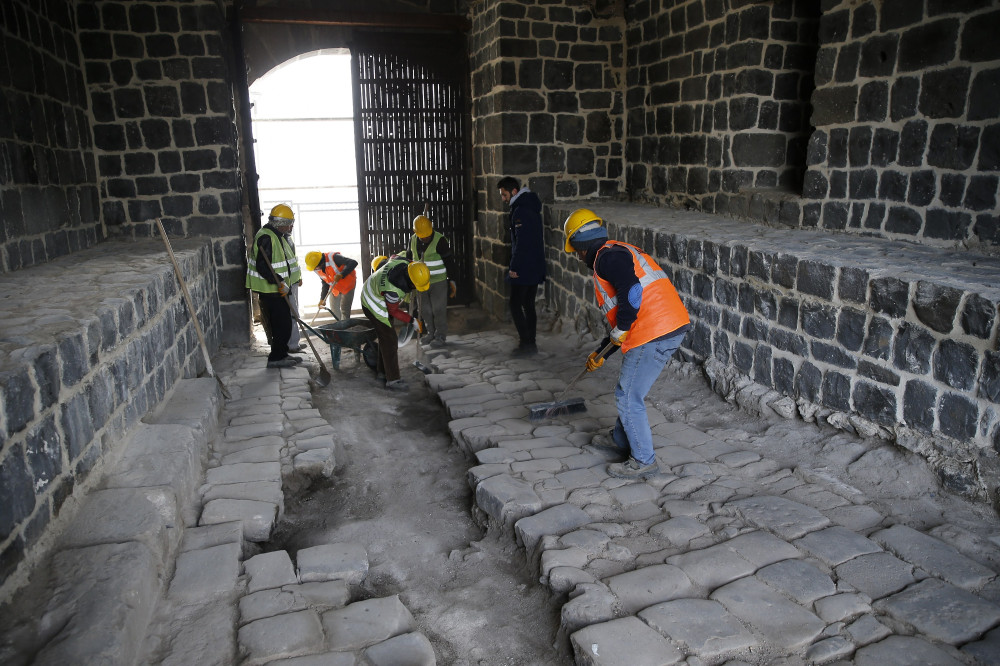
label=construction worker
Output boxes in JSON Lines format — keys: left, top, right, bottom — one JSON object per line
{"left": 305, "top": 250, "right": 358, "bottom": 321}
{"left": 246, "top": 203, "right": 303, "bottom": 369}
{"left": 564, "top": 208, "right": 691, "bottom": 480}
{"left": 361, "top": 257, "right": 431, "bottom": 391}
{"left": 406, "top": 215, "right": 457, "bottom": 347}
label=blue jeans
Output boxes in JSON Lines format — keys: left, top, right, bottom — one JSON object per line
{"left": 611, "top": 330, "right": 686, "bottom": 465}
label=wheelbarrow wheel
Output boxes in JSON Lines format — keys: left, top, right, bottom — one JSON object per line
{"left": 362, "top": 341, "right": 378, "bottom": 370}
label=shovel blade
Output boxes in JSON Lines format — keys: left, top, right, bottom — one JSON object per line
{"left": 527, "top": 397, "right": 587, "bottom": 421}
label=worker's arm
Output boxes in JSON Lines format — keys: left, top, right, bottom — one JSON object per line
{"left": 438, "top": 236, "right": 458, "bottom": 279}
{"left": 595, "top": 247, "right": 641, "bottom": 333}
{"left": 385, "top": 293, "right": 412, "bottom": 323}
{"left": 256, "top": 233, "right": 279, "bottom": 285}
{"left": 318, "top": 282, "right": 331, "bottom": 302}
{"left": 336, "top": 253, "right": 359, "bottom": 276}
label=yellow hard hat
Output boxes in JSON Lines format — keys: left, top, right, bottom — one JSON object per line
{"left": 371, "top": 255, "right": 387, "bottom": 272}
{"left": 407, "top": 261, "right": 430, "bottom": 292}
{"left": 563, "top": 208, "right": 604, "bottom": 252}
{"left": 413, "top": 215, "right": 433, "bottom": 239}
{"left": 269, "top": 203, "right": 294, "bottom": 223}
{"left": 304, "top": 251, "right": 322, "bottom": 272}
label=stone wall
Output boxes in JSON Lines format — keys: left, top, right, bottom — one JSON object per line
{"left": 470, "top": 0, "right": 627, "bottom": 318}
{"left": 545, "top": 201, "right": 1000, "bottom": 504}
{"left": 78, "top": 0, "right": 248, "bottom": 343}
{"left": 0, "top": 238, "right": 220, "bottom": 597}
{"left": 0, "top": 0, "right": 103, "bottom": 272}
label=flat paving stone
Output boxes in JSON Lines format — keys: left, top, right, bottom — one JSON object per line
{"left": 475, "top": 474, "right": 543, "bottom": 525}
{"left": 321, "top": 596, "right": 415, "bottom": 652}
{"left": 167, "top": 542, "right": 242, "bottom": 602}
{"left": 835, "top": 552, "right": 918, "bottom": 601}
{"left": 605, "top": 564, "right": 694, "bottom": 614}
{"left": 297, "top": 543, "right": 369, "bottom": 585}
{"left": 962, "top": 624, "right": 1000, "bottom": 664}
{"left": 361, "top": 631, "right": 436, "bottom": 665}
{"left": 639, "top": 598, "right": 758, "bottom": 660}
{"left": 853, "top": 635, "right": 963, "bottom": 665}
{"left": 238, "top": 609, "right": 324, "bottom": 665}
{"left": 877, "top": 577, "right": 1000, "bottom": 645}
{"left": 727, "top": 495, "right": 830, "bottom": 540}
{"left": 873, "top": 524, "right": 997, "bottom": 591}
{"left": 570, "top": 616, "right": 684, "bottom": 665}
{"left": 515, "top": 503, "right": 593, "bottom": 555}
{"left": 711, "top": 576, "right": 825, "bottom": 651}
{"left": 239, "top": 581, "right": 351, "bottom": 625}
{"left": 794, "top": 525, "right": 883, "bottom": 566}
{"left": 668, "top": 542, "right": 757, "bottom": 591}
{"left": 755, "top": 558, "right": 837, "bottom": 605}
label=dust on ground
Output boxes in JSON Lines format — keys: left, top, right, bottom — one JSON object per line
{"left": 255, "top": 306, "right": 1000, "bottom": 664}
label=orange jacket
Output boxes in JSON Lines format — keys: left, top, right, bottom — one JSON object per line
{"left": 315, "top": 252, "right": 357, "bottom": 295}
{"left": 593, "top": 241, "right": 689, "bottom": 353}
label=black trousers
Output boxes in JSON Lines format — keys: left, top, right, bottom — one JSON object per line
{"left": 509, "top": 283, "right": 538, "bottom": 344}
{"left": 258, "top": 292, "right": 291, "bottom": 362}
{"left": 363, "top": 306, "right": 400, "bottom": 382}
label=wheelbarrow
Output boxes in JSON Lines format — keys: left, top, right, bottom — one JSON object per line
{"left": 298, "top": 317, "right": 378, "bottom": 370}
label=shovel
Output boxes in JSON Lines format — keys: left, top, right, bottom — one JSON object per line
{"left": 256, "top": 251, "right": 332, "bottom": 387}
{"left": 155, "top": 219, "right": 231, "bottom": 399}
{"left": 528, "top": 341, "right": 617, "bottom": 421}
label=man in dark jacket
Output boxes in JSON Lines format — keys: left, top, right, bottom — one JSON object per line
{"left": 499, "top": 177, "right": 546, "bottom": 356}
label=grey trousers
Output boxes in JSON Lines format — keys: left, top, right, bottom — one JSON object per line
{"left": 417, "top": 280, "right": 449, "bottom": 341}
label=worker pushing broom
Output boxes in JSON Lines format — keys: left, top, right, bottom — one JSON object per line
{"left": 560, "top": 208, "right": 691, "bottom": 480}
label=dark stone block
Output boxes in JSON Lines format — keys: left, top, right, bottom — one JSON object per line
{"left": 858, "top": 81, "right": 888, "bottom": 122}
{"left": 939, "top": 174, "right": 967, "bottom": 207}
{"left": 928, "top": 123, "right": 979, "bottom": 170}
{"left": 796, "top": 362, "right": 821, "bottom": 401}
{"left": 980, "top": 124, "right": 1000, "bottom": 171}
{"left": 732, "top": 133, "right": 786, "bottom": 167}
{"left": 924, "top": 209, "right": 971, "bottom": 241}
{"left": 969, "top": 68, "right": 1000, "bottom": 121}
{"left": 960, "top": 9, "right": 1000, "bottom": 62}
{"left": 933, "top": 339, "right": 979, "bottom": 391}
{"left": 973, "top": 213, "right": 1000, "bottom": 244}
{"left": 982, "top": 350, "right": 1000, "bottom": 404}
{"left": 192, "top": 56, "right": 226, "bottom": 80}
{"left": 715, "top": 279, "right": 738, "bottom": 308}
{"left": 810, "top": 85, "right": 858, "bottom": 126}
{"left": 778, "top": 297, "right": 799, "bottom": 330}
{"left": 25, "top": 414, "right": 61, "bottom": 494}
{"left": 907, "top": 170, "right": 936, "bottom": 206}
{"left": 566, "top": 148, "right": 594, "bottom": 174}
{"left": 835, "top": 43, "right": 860, "bottom": 83}
{"left": 903, "top": 380, "right": 936, "bottom": 432}
{"left": 722, "top": 310, "right": 742, "bottom": 335}
{"left": 962, "top": 294, "right": 997, "bottom": 339}
{"left": 939, "top": 393, "right": 978, "bottom": 440}
{"left": 813, "top": 341, "right": 857, "bottom": 369}
{"left": 31, "top": 346, "right": 60, "bottom": 411}
{"left": 747, "top": 250, "right": 770, "bottom": 281}
{"left": 871, "top": 128, "right": 899, "bottom": 167}
{"left": 742, "top": 317, "right": 769, "bottom": 342}
{"left": 885, "top": 206, "right": 922, "bottom": 234}
{"left": 837, "top": 307, "right": 866, "bottom": 351}
{"left": 893, "top": 322, "right": 935, "bottom": 374}
{"left": 730, "top": 245, "right": 747, "bottom": 277}
{"left": 753, "top": 345, "right": 772, "bottom": 387}
{"left": 182, "top": 149, "right": 217, "bottom": 172}
{"left": 772, "top": 255, "right": 797, "bottom": 289}
{"left": 821, "top": 370, "right": 851, "bottom": 410}
{"left": 58, "top": 333, "right": 88, "bottom": 388}
{"left": 890, "top": 76, "right": 920, "bottom": 122}
{"left": 870, "top": 277, "right": 908, "bottom": 317}
{"left": 965, "top": 175, "right": 999, "bottom": 211}
{"left": 733, "top": 340, "right": 753, "bottom": 373}
{"left": 859, "top": 35, "right": 898, "bottom": 78}
{"left": 797, "top": 260, "right": 835, "bottom": 300}
{"left": 195, "top": 116, "right": 233, "bottom": 146}
{"left": 738, "top": 283, "right": 755, "bottom": 314}
{"left": 827, "top": 128, "right": 848, "bottom": 167}
{"left": 864, "top": 316, "right": 894, "bottom": 361}
{"left": 898, "top": 120, "right": 927, "bottom": 166}
{"left": 898, "top": 19, "right": 959, "bottom": 72}
{"left": 858, "top": 359, "right": 900, "bottom": 387}
{"left": 770, "top": 328, "right": 808, "bottom": 356}
{"left": 853, "top": 381, "right": 897, "bottom": 425}
{"left": 849, "top": 169, "right": 877, "bottom": 199}
{"left": 0, "top": 443, "right": 35, "bottom": 541}
{"left": 801, "top": 302, "right": 837, "bottom": 339}
{"left": 913, "top": 282, "right": 962, "bottom": 334}
{"left": 802, "top": 171, "right": 828, "bottom": 199}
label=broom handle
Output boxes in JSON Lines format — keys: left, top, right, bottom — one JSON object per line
{"left": 555, "top": 340, "right": 617, "bottom": 401}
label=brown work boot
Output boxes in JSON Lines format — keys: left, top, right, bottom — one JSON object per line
{"left": 588, "top": 432, "right": 628, "bottom": 462}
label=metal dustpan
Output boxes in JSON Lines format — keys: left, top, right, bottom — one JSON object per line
{"left": 527, "top": 341, "right": 615, "bottom": 421}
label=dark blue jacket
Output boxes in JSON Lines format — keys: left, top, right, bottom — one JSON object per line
{"left": 507, "top": 188, "right": 546, "bottom": 285}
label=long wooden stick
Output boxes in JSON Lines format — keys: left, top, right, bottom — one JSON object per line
{"left": 155, "top": 218, "right": 231, "bottom": 399}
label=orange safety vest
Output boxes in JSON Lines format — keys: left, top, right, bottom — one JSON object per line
{"left": 593, "top": 241, "right": 690, "bottom": 354}
{"left": 315, "top": 252, "right": 357, "bottom": 295}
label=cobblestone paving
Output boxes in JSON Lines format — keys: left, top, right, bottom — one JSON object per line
{"left": 420, "top": 330, "right": 1000, "bottom": 665}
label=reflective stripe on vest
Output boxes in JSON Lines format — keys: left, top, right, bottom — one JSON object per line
{"left": 316, "top": 251, "right": 357, "bottom": 294}
{"left": 361, "top": 258, "right": 409, "bottom": 325}
{"left": 410, "top": 232, "right": 447, "bottom": 282}
{"left": 593, "top": 241, "right": 690, "bottom": 353}
{"left": 246, "top": 228, "right": 301, "bottom": 293}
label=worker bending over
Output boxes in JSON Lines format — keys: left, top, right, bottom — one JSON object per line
{"left": 564, "top": 208, "right": 690, "bottom": 479}
{"left": 406, "top": 215, "right": 457, "bottom": 347}
{"left": 305, "top": 250, "right": 358, "bottom": 321}
{"left": 361, "top": 257, "right": 430, "bottom": 391}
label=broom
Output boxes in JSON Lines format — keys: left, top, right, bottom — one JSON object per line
{"left": 527, "top": 340, "right": 616, "bottom": 421}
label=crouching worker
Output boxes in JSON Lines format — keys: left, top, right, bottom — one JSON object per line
{"left": 361, "top": 257, "right": 430, "bottom": 391}
{"left": 305, "top": 250, "right": 359, "bottom": 321}
{"left": 563, "top": 208, "right": 691, "bottom": 479}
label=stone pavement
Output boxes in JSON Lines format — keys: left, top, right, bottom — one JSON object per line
{"left": 417, "top": 327, "right": 1000, "bottom": 665}
{"left": 0, "top": 351, "right": 435, "bottom": 666}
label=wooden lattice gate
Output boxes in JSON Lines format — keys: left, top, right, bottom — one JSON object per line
{"left": 352, "top": 32, "right": 473, "bottom": 304}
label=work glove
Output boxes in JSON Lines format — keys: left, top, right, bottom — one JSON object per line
{"left": 586, "top": 351, "right": 604, "bottom": 373}
{"left": 449, "top": 280, "right": 457, "bottom": 298}
{"left": 418, "top": 320, "right": 425, "bottom": 334}
{"left": 297, "top": 279, "right": 303, "bottom": 287}
{"left": 332, "top": 274, "right": 341, "bottom": 284}
{"left": 317, "top": 301, "right": 325, "bottom": 309}
{"left": 278, "top": 281, "right": 289, "bottom": 297}
{"left": 610, "top": 327, "right": 628, "bottom": 346}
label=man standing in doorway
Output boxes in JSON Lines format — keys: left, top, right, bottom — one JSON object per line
{"left": 246, "top": 203, "right": 303, "bottom": 369}
{"left": 563, "top": 208, "right": 690, "bottom": 480}
{"left": 499, "top": 177, "right": 545, "bottom": 357}
{"left": 407, "top": 214, "right": 457, "bottom": 347}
